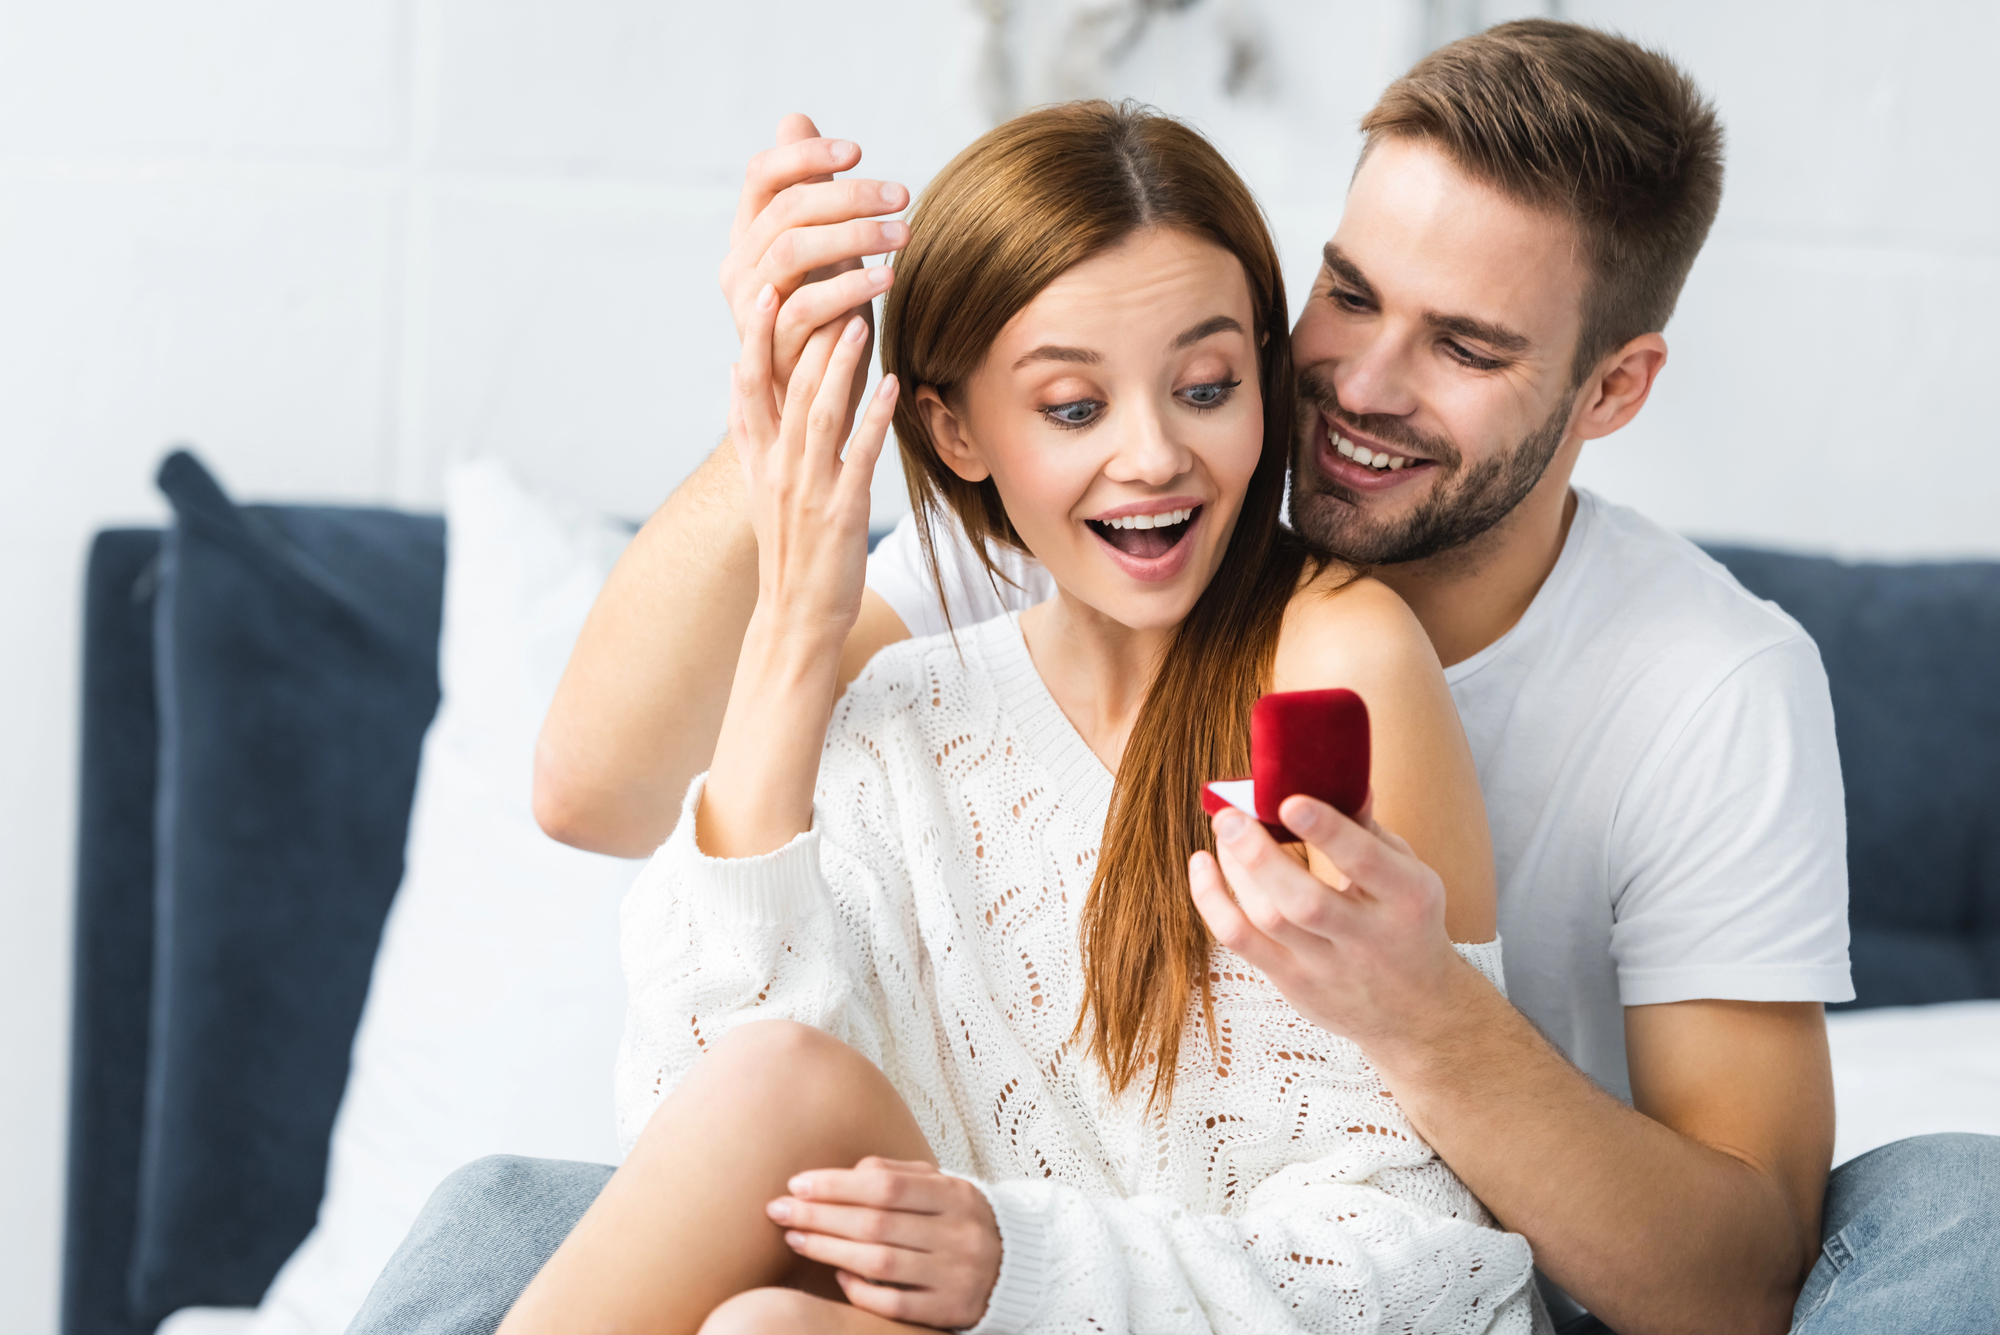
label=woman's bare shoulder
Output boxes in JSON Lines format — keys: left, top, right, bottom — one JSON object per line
{"left": 1273, "top": 567, "right": 1442, "bottom": 695}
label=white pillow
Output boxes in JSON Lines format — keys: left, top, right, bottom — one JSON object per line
{"left": 243, "top": 461, "right": 640, "bottom": 1335}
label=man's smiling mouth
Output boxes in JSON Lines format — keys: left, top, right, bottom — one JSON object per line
{"left": 1315, "top": 413, "right": 1438, "bottom": 489}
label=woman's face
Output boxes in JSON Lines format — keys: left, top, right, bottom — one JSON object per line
{"left": 922, "top": 227, "right": 1264, "bottom": 635}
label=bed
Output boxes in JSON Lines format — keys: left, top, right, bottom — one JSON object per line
{"left": 64, "top": 454, "right": 2000, "bottom": 1335}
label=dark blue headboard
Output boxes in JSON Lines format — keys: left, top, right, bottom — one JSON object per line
{"left": 1701, "top": 545, "right": 2000, "bottom": 1006}
{"left": 65, "top": 453, "right": 444, "bottom": 1335}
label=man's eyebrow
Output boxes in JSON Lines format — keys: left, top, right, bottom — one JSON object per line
{"left": 1321, "top": 243, "right": 1378, "bottom": 303}
{"left": 1012, "top": 345, "right": 1101, "bottom": 369}
{"left": 1172, "top": 315, "right": 1244, "bottom": 348}
{"left": 1425, "top": 311, "right": 1531, "bottom": 354}
{"left": 1323, "top": 241, "right": 1531, "bottom": 355}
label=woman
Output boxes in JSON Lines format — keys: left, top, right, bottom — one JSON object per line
{"left": 500, "top": 102, "right": 1542, "bottom": 1335}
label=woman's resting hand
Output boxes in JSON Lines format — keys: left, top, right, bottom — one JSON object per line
{"left": 767, "top": 1157, "right": 1002, "bottom": 1330}
{"left": 729, "top": 286, "right": 897, "bottom": 642}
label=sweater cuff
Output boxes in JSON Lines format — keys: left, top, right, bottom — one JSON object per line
{"left": 1452, "top": 936, "right": 1508, "bottom": 998}
{"left": 672, "top": 773, "right": 827, "bottom": 926}
{"left": 951, "top": 1177, "right": 1048, "bottom": 1335}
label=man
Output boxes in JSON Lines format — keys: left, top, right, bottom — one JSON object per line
{"left": 355, "top": 20, "right": 1997, "bottom": 1335}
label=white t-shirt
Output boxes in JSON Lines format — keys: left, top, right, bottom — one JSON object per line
{"left": 866, "top": 489, "right": 1853, "bottom": 1099}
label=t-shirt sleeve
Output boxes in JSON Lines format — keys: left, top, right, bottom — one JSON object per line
{"left": 1608, "top": 634, "right": 1855, "bottom": 1006}
{"left": 865, "top": 508, "right": 1051, "bottom": 640}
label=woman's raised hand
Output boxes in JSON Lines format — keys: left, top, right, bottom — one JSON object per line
{"left": 718, "top": 114, "right": 908, "bottom": 423}
{"left": 729, "top": 282, "right": 898, "bottom": 644}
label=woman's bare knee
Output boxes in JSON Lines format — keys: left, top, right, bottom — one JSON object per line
{"left": 698, "top": 1286, "right": 823, "bottom": 1335}
{"left": 637, "top": 1020, "right": 932, "bottom": 1169}
{"left": 687, "top": 1022, "right": 922, "bottom": 1136}
{"left": 703, "top": 1019, "right": 864, "bottom": 1084}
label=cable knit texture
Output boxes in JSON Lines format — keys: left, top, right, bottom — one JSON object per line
{"left": 617, "top": 614, "right": 1547, "bottom": 1335}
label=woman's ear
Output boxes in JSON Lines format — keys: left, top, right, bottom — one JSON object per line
{"left": 915, "top": 386, "right": 991, "bottom": 483}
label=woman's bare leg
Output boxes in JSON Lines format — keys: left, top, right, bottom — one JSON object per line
{"left": 497, "top": 1020, "right": 934, "bottom": 1335}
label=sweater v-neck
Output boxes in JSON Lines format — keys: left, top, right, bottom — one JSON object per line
{"left": 971, "top": 612, "right": 1118, "bottom": 830}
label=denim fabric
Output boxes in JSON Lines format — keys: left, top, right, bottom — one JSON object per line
{"left": 1792, "top": 1133, "right": 2000, "bottom": 1333}
{"left": 346, "top": 1136, "right": 2000, "bottom": 1335}
{"left": 345, "top": 1156, "right": 613, "bottom": 1335}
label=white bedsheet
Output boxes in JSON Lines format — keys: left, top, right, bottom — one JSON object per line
{"left": 1823, "top": 999, "right": 2000, "bottom": 1167}
{"left": 152, "top": 1000, "right": 2000, "bottom": 1335}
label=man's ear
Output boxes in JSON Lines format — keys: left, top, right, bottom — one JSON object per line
{"left": 915, "top": 385, "right": 991, "bottom": 483}
{"left": 1574, "top": 333, "right": 1668, "bottom": 442}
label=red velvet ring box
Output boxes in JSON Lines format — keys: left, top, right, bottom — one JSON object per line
{"left": 1200, "top": 688, "right": 1371, "bottom": 843}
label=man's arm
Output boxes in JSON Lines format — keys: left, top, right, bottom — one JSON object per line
{"left": 1190, "top": 802, "right": 1833, "bottom": 1335}
{"left": 534, "top": 115, "right": 916, "bottom": 857}
{"left": 1379, "top": 974, "right": 1830, "bottom": 1335}
{"left": 533, "top": 439, "right": 912, "bottom": 857}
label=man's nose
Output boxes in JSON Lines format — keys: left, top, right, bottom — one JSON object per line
{"left": 1332, "top": 327, "right": 1420, "bottom": 422}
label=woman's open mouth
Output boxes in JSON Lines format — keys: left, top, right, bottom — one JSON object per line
{"left": 1085, "top": 503, "right": 1203, "bottom": 582}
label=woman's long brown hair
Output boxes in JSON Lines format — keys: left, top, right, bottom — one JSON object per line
{"left": 879, "top": 101, "right": 1313, "bottom": 1106}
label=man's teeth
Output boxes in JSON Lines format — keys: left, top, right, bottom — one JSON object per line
{"left": 1333, "top": 433, "right": 1409, "bottom": 471}
{"left": 1098, "top": 506, "right": 1195, "bottom": 531}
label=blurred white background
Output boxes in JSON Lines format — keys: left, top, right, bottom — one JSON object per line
{"left": 1, "top": 1, "right": 1995, "bottom": 1329}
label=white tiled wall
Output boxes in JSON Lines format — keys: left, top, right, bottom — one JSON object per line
{"left": 1563, "top": 0, "right": 2000, "bottom": 556}
{"left": 1, "top": 3, "right": 1994, "bottom": 1332}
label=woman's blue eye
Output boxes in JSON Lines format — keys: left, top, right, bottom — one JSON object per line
{"left": 1045, "top": 400, "right": 1100, "bottom": 426}
{"left": 1182, "top": 379, "right": 1241, "bottom": 409}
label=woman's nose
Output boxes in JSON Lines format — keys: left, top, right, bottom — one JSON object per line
{"left": 1105, "top": 406, "right": 1191, "bottom": 486}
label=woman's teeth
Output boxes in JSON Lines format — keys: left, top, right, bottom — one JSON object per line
{"left": 1098, "top": 506, "right": 1195, "bottom": 530}
{"left": 1334, "top": 433, "right": 1409, "bottom": 471}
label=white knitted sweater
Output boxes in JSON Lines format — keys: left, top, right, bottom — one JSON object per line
{"left": 616, "top": 614, "right": 1546, "bottom": 1335}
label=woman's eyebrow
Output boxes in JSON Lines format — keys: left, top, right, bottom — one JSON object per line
{"left": 1012, "top": 344, "right": 1101, "bottom": 369}
{"left": 1173, "top": 315, "right": 1244, "bottom": 348}
{"left": 1011, "top": 314, "right": 1243, "bottom": 370}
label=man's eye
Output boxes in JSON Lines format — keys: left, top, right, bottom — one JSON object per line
{"left": 1043, "top": 400, "right": 1101, "bottom": 427}
{"left": 1331, "top": 288, "right": 1370, "bottom": 312}
{"left": 1445, "top": 341, "right": 1504, "bottom": 371}
{"left": 1180, "top": 379, "right": 1241, "bottom": 410}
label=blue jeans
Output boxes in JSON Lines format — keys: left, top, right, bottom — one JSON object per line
{"left": 348, "top": 1134, "right": 2000, "bottom": 1335}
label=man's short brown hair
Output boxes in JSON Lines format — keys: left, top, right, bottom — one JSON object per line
{"left": 1361, "top": 19, "right": 1725, "bottom": 383}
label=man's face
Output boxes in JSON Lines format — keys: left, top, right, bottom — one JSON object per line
{"left": 1289, "top": 136, "right": 1591, "bottom": 565}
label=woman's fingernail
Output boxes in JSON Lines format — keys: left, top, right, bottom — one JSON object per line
{"left": 767, "top": 1198, "right": 792, "bottom": 1222}
{"left": 756, "top": 283, "right": 776, "bottom": 312}
{"left": 878, "top": 374, "right": 899, "bottom": 402}
{"left": 785, "top": 1231, "right": 806, "bottom": 1248}
{"left": 844, "top": 315, "right": 866, "bottom": 342}
{"left": 831, "top": 140, "right": 856, "bottom": 162}
{"left": 881, "top": 182, "right": 903, "bottom": 206}
{"left": 1286, "top": 800, "right": 1322, "bottom": 833}
{"left": 787, "top": 1175, "right": 811, "bottom": 1196}
{"left": 880, "top": 221, "right": 909, "bottom": 247}
{"left": 1215, "top": 809, "right": 1246, "bottom": 841}
{"left": 869, "top": 264, "right": 893, "bottom": 288}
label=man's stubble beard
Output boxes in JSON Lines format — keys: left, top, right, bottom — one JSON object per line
{"left": 1289, "top": 366, "right": 1576, "bottom": 567}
